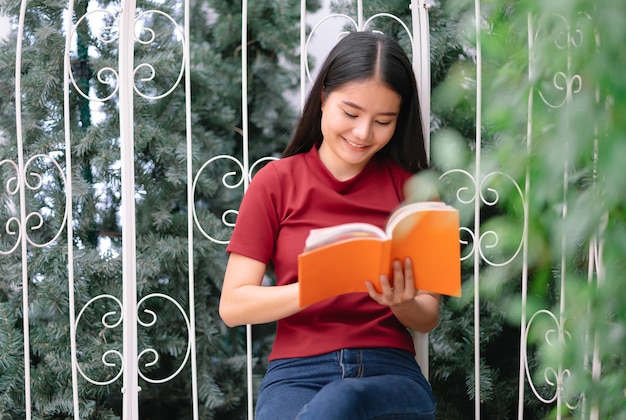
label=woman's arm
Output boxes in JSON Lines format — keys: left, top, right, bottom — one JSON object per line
{"left": 365, "top": 258, "right": 440, "bottom": 332}
{"left": 390, "top": 291, "right": 440, "bottom": 333}
{"left": 219, "top": 253, "right": 301, "bottom": 327}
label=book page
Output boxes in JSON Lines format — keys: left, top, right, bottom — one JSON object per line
{"left": 385, "top": 201, "right": 451, "bottom": 236}
{"left": 304, "top": 222, "right": 386, "bottom": 251}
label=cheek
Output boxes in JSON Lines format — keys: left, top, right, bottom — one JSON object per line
{"left": 375, "top": 124, "right": 398, "bottom": 144}
{"left": 321, "top": 112, "right": 346, "bottom": 136}
{"left": 320, "top": 113, "right": 330, "bottom": 138}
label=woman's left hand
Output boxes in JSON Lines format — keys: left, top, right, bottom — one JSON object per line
{"left": 365, "top": 258, "right": 417, "bottom": 309}
{"left": 365, "top": 257, "right": 441, "bottom": 332}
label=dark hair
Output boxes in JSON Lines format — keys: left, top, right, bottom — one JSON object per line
{"left": 282, "top": 31, "right": 428, "bottom": 173}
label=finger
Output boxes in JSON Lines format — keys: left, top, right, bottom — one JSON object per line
{"left": 365, "top": 280, "right": 378, "bottom": 296}
{"left": 365, "top": 280, "right": 384, "bottom": 304}
{"left": 390, "top": 259, "right": 404, "bottom": 292}
{"left": 379, "top": 274, "right": 394, "bottom": 297}
{"left": 403, "top": 257, "right": 416, "bottom": 294}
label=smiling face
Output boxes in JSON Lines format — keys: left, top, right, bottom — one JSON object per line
{"left": 318, "top": 78, "right": 401, "bottom": 181}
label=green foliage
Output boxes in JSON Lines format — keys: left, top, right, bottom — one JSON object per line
{"left": 431, "top": 0, "right": 626, "bottom": 418}
{"left": 335, "top": 0, "right": 624, "bottom": 418}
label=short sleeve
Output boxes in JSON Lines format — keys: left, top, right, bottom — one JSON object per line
{"left": 226, "top": 163, "right": 281, "bottom": 264}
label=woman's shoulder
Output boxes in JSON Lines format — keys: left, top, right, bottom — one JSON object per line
{"left": 258, "top": 153, "right": 305, "bottom": 173}
{"left": 249, "top": 153, "right": 306, "bottom": 186}
{"left": 272, "top": 152, "right": 307, "bottom": 170}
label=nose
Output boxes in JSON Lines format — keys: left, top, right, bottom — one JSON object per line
{"left": 352, "top": 119, "right": 372, "bottom": 141}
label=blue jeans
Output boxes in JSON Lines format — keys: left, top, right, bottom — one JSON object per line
{"left": 255, "top": 348, "right": 436, "bottom": 419}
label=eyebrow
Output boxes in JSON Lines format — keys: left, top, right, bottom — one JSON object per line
{"left": 341, "top": 100, "right": 399, "bottom": 116}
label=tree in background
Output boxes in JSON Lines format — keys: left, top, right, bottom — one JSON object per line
{"left": 0, "top": 0, "right": 318, "bottom": 418}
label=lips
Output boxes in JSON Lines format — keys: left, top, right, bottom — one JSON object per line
{"left": 344, "top": 138, "right": 368, "bottom": 149}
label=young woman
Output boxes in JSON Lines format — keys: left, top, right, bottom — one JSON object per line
{"left": 219, "top": 31, "right": 439, "bottom": 419}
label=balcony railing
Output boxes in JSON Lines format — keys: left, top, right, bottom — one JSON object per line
{"left": 0, "top": 0, "right": 606, "bottom": 419}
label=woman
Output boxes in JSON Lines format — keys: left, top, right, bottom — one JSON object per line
{"left": 219, "top": 31, "right": 439, "bottom": 419}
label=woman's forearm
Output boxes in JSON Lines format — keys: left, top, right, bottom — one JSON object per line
{"left": 219, "top": 253, "right": 302, "bottom": 327}
{"left": 219, "top": 282, "right": 301, "bottom": 327}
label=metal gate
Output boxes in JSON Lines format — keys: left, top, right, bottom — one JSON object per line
{"left": 0, "top": 0, "right": 604, "bottom": 418}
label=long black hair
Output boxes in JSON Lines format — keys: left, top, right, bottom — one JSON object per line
{"left": 282, "top": 31, "right": 428, "bottom": 173}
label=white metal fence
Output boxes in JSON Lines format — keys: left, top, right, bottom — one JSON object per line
{"left": 1, "top": 0, "right": 601, "bottom": 418}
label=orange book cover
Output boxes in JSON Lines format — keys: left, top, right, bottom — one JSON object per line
{"left": 297, "top": 201, "right": 461, "bottom": 307}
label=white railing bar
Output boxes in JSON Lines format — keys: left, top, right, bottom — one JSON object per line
{"left": 517, "top": 12, "right": 535, "bottom": 419}
{"left": 240, "top": 2, "right": 255, "bottom": 420}
{"left": 556, "top": 82, "right": 570, "bottom": 420}
{"left": 472, "top": 0, "right": 483, "bottom": 418}
{"left": 300, "top": 0, "right": 307, "bottom": 111}
{"left": 241, "top": 1, "right": 250, "bottom": 192}
{"left": 183, "top": 0, "right": 200, "bottom": 416}
{"left": 15, "top": 0, "right": 31, "bottom": 417}
{"left": 411, "top": 0, "right": 431, "bottom": 159}
{"left": 590, "top": 222, "right": 605, "bottom": 419}
{"left": 63, "top": 0, "right": 81, "bottom": 417}
{"left": 408, "top": 0, "right": 432, "bottom": 377}
{"left": 119, "top": 0, "right": 140, "bottom": 417}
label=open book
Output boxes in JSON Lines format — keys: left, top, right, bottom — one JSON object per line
{"left": 298, "top": 201, "right": 461, "bottom": 307}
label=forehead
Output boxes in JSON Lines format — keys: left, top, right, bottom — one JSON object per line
{"left": 333, "top": 77, "right": 395, "bottom": 93}
{"left": 329, "top": 79, "right": 401, "bottom": 110}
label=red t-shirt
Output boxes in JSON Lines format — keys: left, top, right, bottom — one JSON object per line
{"left": 226, "top": 146, "right": 415, "bottom": 360}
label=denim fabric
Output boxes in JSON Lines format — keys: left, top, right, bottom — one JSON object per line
{"left": 255, "top": 348, "right": 436, "bottom": 420}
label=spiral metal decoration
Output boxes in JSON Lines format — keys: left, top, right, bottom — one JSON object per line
{"left": 523, "top": 11, "right": 589, "bottom": 417}
{"left": 192, "top": 155, "right": 278, "bottom": 244}
{"left": 0, "top": 154, "right": 68, "bottom": 254}
{"left": 68, "top": 8, "right": 186, "bottom": 102}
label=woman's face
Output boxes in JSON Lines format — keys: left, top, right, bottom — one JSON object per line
{"left": 318, "top": 78, "right": 401, "bottom": 181}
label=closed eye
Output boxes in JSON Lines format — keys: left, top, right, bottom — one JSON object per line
{"left": 341, "top": 107, "right": 395, "bottom": 126}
